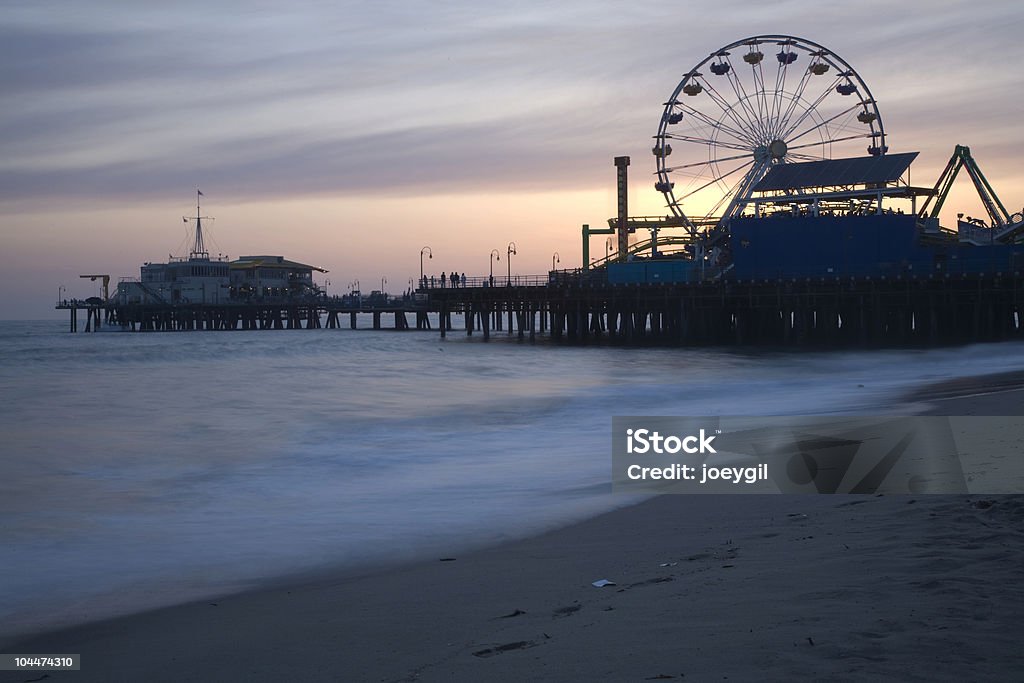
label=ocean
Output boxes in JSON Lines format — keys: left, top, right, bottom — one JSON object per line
{"left": 2, "top": 319, "right": 1022, "bottom": 641}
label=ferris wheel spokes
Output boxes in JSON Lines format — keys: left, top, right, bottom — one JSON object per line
{"left": 670, "top": 102, "right": 757, "bottom": 147}
{"left": 769, "top": 48, "right": 791, "bottom": 127}
{"left": 780, "top": 90, "right": 858, "bottom": 144}
{"left": 661, "top": 133, "right": 753, "bottom": 153}
{"left": 708, "top": 61, "right": 765, "bottom": 140}
{"left": 676, "top": 159, "right": 755, "bottom": 203}
{"left": 715, "top": 57, "right": 767, "bottom": 139}
{"left": 663, "top": 150, "right": 759, "bottom": 174}
{"left": 776, "top": 74, "right": 844, "bottom": 141}
{"left": 786, "top": 105, "right": 866, "bottom": 147}
{"left": 773, "top": 66, "right": 822, "bottom": 140}
{"left": 787, "top": 133, "right": 874, "bottom": 154}
{"left": 698, "top": 75, "right": 765, "bottom": 143}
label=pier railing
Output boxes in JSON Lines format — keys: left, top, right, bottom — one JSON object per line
{"left": 417, "top": 274, "right": 555, "bottom": 289}
{"left": 417, "top": 271, "right": 609, "bottom": 289}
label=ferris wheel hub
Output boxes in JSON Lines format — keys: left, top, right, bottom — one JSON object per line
{"left": 769, "top": 139, "right": 788, "bottom": 160}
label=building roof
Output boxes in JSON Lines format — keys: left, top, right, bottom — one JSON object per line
{"left": 753, "top": 152, "right": 919, "bottom": 192}
{"left": 230, "top": 255, "right": 327, "bottom": 272}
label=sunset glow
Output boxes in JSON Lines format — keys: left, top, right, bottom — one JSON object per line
{"left": 3, "top": 1, "right": 1022, "bottom": 318}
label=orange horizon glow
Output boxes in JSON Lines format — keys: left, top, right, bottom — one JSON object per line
{"left": 3, "top": 2, "right": 1023, "bottom": 318}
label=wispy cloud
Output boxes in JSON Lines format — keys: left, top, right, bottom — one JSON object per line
{"left": 2, "top": 0, "right": 1022, "bottom": 206}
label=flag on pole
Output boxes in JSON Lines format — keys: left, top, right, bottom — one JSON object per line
{"left": 198, "top": 190, "right": 204, "bottom": 196}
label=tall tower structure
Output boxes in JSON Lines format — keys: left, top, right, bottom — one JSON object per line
{"left": 614, "top": 156, "right": 630, "bottom": 259}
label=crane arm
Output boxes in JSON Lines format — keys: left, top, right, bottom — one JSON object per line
{"left": 79, "top": 274, "right": 111, "bottom": 301}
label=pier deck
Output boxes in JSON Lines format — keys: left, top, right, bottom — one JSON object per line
{"left": 59, "top": 271, "right": 1023, "bottom": 347}
{"left": 56, "top": 298, "right": 433, "bottom": 333}
{"left": 425, "top": 272, "right": 1024, "bottom": 347}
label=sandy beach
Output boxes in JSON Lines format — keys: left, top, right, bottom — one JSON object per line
{"left": 2, "top": 384, "right": 1023, "bottom": 682}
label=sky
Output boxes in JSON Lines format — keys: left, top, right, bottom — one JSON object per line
{"left": 3, "top": 0, "right": 1023, "bottom": 319}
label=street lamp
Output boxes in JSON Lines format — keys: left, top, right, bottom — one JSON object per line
{"left": 552, "top": 252, "right": 560, "bottom": 271}
{"left": 420, "top": 246, "right": 432, "bottom": 285}
{"left": 58, "top": 285, "right": 65, "bottom": 304}
{"left": 489, "top": 249, "right": 500, "bottom": 286}
{"left": 507, "top": 241, "right": 517, "bottom": 285}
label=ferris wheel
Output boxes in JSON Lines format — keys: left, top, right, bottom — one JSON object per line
{"left": 653, "top": 35, "right": 886, "bottom": 232}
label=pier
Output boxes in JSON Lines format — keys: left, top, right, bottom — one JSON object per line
{"left": 425, "top": 272, "right": 1024, "bottom": 347}
{"left": 60, "top": 268, "right": 1024, "bottom": 349}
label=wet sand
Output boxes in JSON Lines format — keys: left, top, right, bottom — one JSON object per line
{"left": 905, "top": 369, "right": 1024, "bottom": 414}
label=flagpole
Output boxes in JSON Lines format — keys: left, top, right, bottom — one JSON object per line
{"left": 192, "top": 189, "right": 206, "bottom": 258}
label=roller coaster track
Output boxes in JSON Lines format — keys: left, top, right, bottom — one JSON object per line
{"left": 588, "top": 234, "right": 702, "bottom": 269}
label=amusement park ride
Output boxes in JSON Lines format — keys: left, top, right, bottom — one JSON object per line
{"left": 584, "top": 34, "right": 1024, "bottom": 276}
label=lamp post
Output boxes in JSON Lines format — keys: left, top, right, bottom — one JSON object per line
{"left": 58, "top": 285, "right": 65, "bottom": 305}
{"left": 381, "top": 276, "right": 387, "bottom": 294}
{"left": 552, "top": 252, "right": 560, "bottom": 271}
{"left": 489, "top": 249, "right": 500, "bottom": 286}
{"left": 506, "top": 241, "right": 517, "bottom": 285}
{"left": 324, "top": 278, "right": 331, "bottom": 297}
{"left": 419, "top": 246, "right": 432, "bottom": 286}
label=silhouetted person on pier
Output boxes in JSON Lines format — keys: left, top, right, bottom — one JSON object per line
{"left": 440, "top": 272, "right": 446, "bottom": 288}
{"left": 450, "top": 272, "right": 457, "bottom": 288}
{"left": 461, "top": 273, "right": 466, "bottom": 287}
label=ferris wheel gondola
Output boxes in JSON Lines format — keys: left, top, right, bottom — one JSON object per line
{"left": 653, "top": 35, "right": 886, "bottom": 234}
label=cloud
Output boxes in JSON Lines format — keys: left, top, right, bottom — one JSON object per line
{"left": 0, "top": 2, "right": 657, "bottom": 204}
{"left": 0, "top": 108, "right": 636, "bottom": 203}
{"left": 2, "top": 0, "right": 1023, "bottom": 210}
